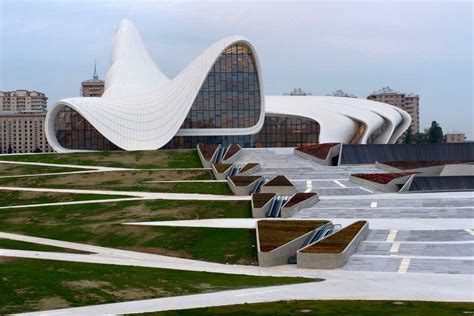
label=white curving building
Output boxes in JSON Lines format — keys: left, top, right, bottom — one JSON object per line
{"left": 45, "top": 19, "right": 410, "bottom": 152}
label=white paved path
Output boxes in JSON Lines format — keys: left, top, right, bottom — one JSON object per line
{"left": 16, "top": 271, "right": 473, "bottom": 315}
{"left": 123, "top": 218, "right": 474, "bottom": 230}
{"left": 0, "top": 159, "right": 128, "bottom": 171}
{"left": 0, "top": 186, "right": 249, "bottom": 201}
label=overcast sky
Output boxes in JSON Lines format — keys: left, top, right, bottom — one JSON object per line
{"left": 1, "top": 0, "right": 472, "bottom": 138}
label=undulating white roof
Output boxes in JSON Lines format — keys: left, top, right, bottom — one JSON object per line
{"left": 45, "top": 19, "right": 410, "bottom": 152}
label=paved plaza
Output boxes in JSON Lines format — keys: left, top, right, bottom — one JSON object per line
{"left": 0, "top": 148, "right": 473, "bottom": 314}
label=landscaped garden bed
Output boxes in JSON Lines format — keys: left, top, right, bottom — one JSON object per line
{"left": 197, "top": 144, "right": 220, "bottom": 161}
{"left": 257, "top": 220, "right": 329, "bottom": 252}
{"left": 280, "top": 192, "right": 319, "bottom": 218}
{"left": 261, "top": 175, "right": 296, "bottom": 195}
{"left": 228, "top": 176, "right": 262, "bottom": 195}
{"left": 238, "top": 163, "right": 260, "bottom": 175}
{"left": 380, "top": 160, "right": 473, "bottom": 170}
{"left": 264, "top": 175, "right": 293, "bottom": 186}
{"left": 222, "top": 144, "right": 242, "bottom": 162}
{"left": 0, "top": 199, "right": 254, "bottom": 264}
{"left": 284, "top": 192, "right": 317, "bottom": 208}
{"left": 197, "top": 144, "right": 220, "bottom": 167}
{"left": 0, "top": 150, "right": 202, "bottom": 169}
{"left": 0, "top": 169, "right": 232, "bottom": 195}
{"left": 300, "top": 220, "right": 367, "bottom": 253}
{"left": 213, "top": 163, "right": 233, "bottom": 173}
{"left": 229, "top": 176, "right": 261, "bottom": 187}
{"left": 295, "top": 143, "right": 340, "bottom": 160}
{"left": 351, "top": 172, "right": 415, "bottom": 184}
{"left": 297, "top": 220, "right": 368, "bottom": 269}
{"left": 0, "top": 258, "right": 312, "bottom": 315}
{"left": 251, "top": 193, "right": 276, "bottom": 208}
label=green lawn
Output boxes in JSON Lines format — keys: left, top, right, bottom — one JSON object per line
{"left": 0, "top": 199, "right": 255, "bottom": 263}
{"left": 0, "top": 238, "right": 89, "bottom": 254}
{"left": 0, "top": 150, "right": 203, "bottom": 169}
{"left": 0, "top": 190, "right": 127, "bottom": 207}
{"left": 0, "top": 169, "right": 232, "bottom": 195}
{"left": 0, "top": 162, "right": 85, "bottom": 176}
{"left": 150, "top": 300, "right": 474, "bottom": 316}
{"left": 0, "top": 258, "right": 316, "bottom": 314}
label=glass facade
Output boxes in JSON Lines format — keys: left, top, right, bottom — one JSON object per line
{"left": 253, "top": 114, "right": 319, "bottom": 147}
{"left": 181, "top": 44, "right": 261, "bottom": 129}
{"left": 54, "top": 106, "right": 120, "bottom": 150}
{"left": 165, "top": 114, "right": 320, "bottom": 149}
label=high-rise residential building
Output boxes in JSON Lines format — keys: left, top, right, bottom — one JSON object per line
{"left": 0, "top": 111, "right": 53, "bottom": 154}
{"left": 0, "top": 90, "right": 52, "bottom": 154}
{"left": 327, "top": 90, "right": 357, "bottom": 98}
{"left": 284, "top": 88, "right": 312, "bottom": 96}
{"left": 0, "top": 90, "right": 47, "bottom": 111}
{"left": 81, "top": 62, "right": 105, "bottom": 97}
{"left": 367, "top": 86, "right": 420, "bottom": 134}
{"left": 444, "top": 132, "right": 466, "bottom": 143}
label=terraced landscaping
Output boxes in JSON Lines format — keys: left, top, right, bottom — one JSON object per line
{"left": 0, "top": 169, "right": 232, "bottom": 195}
{"left": 0, "top": 239, "right": 89, "bottom": 254}
{"left": 151, "top": 300, "right": 474, "bottom": 315}
{"left": 295, "top": 142, "right": 340, "bottom": 159}
{"left": 0, "top": 162, "right": 85, "bottom": 176}
{"left": 257, "top": 220, "right": 329, "bottom": 252}
{"left": 0, "top": 199, "right": 254, "bottom": 263}
{"left": 0, "top": 190, "right": 127, "bottom": 207}
{"left": 284, "top": 192, "right": 317, "bottom": 208}
{"left": 0, "top": 150, "right": 202, "bottom": 169}
{"left": 380, "top": 160, "right": 473, "bottom": 170}
{"left": 351, "top": 172, "right": 415, "bottom": 184}
{"left": 251, "top": 193, "right": 275, "bottom": 208}
{"left": 0, "top": 258, "right": 313, "bottom": 314}
{"left": 301, "top": 221, "right": 367, "bottom": 253}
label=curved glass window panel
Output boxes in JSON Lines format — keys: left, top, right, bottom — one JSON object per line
{"left": 54, "top": 106, "right": 121, "bottom": 151}
{"left": 253, "top": 114, "right": 319, "bottom": 148}
{"left": 181, "top": 43, "right": 261, "bottom": 129}
{"left": 166, "top": 114, "right": 319, "bottom": 149}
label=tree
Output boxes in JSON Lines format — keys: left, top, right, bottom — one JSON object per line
{"left": 404, "top": 127, "right": 414, "bottom": 144}
{"left": 415, "top": 132, "right": 426, "bottom": 144}
{"left": 427, "top": 120, "right": 444, "bottom": 143}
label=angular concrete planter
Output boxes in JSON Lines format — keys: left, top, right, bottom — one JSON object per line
{"left": 211, "top": 163, "right": 233, "bottom": 180}
{"left": 260, "top": 175, "right": 297, "bottom": 195}
{"left": 227, "top": 176, "right": 261, "bottom": 196}
{"left": 297, "top": 220, "right": 368, "bottom": 269}
{"left": 281, "top": 193, "right": 319, "bottom": 218}
{"left": 294, "top": 143, "right": 341, "bottom": 166}
{"left": 237, "top": 163, "right": 261, "bottom": 176}
{"left": 349, "top": 173, "right": 414, "bottom": 193}
{"left": 256, "top": 219, "right": 330, "bottom": 267}
{"left": 221, "top": 144, "right": 242, "bottom": 164}
{"left": 197, "top": 144, "right": 220, "bottom": 168}
{"left": 251, "top": 193, "right": 276, "bottom": 218}
{"left": 376, "top": 162, "right": 444, "bottom": 176}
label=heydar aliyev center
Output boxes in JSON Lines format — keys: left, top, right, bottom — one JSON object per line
{"left": 45, "top": 19, "right": 411, "bottom": 152}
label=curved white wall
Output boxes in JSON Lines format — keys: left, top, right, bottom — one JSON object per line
{"left": 46, "top": 19, "right": 411, "bottom": 152}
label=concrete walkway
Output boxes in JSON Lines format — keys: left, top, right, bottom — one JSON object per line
{"left": 0, "top": 186, "right": 250, "bottom": 201}
{"left": 16, "top": 270, "right": 473, "bottom": 315}
{"left": 123, "top": 218, "right": 474, "bottom": 230}
{"left": 0, "top": 159, "right": 129, "bottom": 171}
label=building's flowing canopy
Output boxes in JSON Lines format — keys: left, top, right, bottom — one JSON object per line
{"left": 45, "top": 19, "right": 411, "bottom": 152}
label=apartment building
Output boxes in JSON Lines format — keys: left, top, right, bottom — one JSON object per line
{"left": 367, "top": 86, "right": 420, "bottom": 134}
{"left": 0, "top": 90, "right": 52, "bottom": 154}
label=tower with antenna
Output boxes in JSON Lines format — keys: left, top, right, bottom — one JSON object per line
{"left": 80, "top": 60, "right": 105, "bottom": 97}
